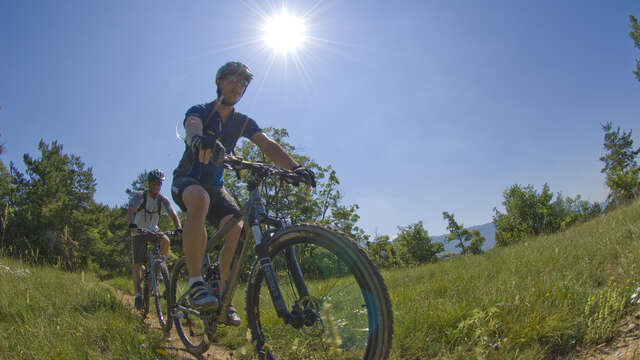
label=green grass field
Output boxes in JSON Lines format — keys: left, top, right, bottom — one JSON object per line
{"left": 0, "top": 258, "right": 173, "bottom": 359}
{"left": 2, "top": 199, "right": 639, "bottom": 359}
{"left": 384, "top": 199, "right": 640, "bottom": 359}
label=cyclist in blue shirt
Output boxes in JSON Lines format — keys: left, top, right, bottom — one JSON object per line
{"left": 171, "top": 61, "right": 315, "bottom": 325}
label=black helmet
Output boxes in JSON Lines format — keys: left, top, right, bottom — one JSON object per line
{"left": 216, "top": 61, "right": 253, "bottom": 84}
{"left": 147, "top": 169, "right": 165, "bottom": 182}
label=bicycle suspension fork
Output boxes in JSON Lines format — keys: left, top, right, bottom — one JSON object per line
{"left": 248, "top": 187, "right": 310, "bottom": 326}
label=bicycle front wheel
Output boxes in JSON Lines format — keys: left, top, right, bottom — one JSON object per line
{"left": 170, "top": 257, "right": 211, "bottom": 354}
{"left": 152, "top": 261, "right": 172, "bottom": 332}
{"left": 246, "top": 224, "right": 393, "bottom": 360}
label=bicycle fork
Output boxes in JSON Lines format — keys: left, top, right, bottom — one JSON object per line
{"left": 253, "top": 223, "right": 312, "bottom": 328}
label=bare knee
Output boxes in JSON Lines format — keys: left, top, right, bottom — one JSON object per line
{"left": 183, "top": 185, "right": 210, "bottom": 218}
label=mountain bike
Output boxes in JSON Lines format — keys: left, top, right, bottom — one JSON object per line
{"left": 136, "top": 228, "right": 178, "bottom": 332}
{"left": 169, "top": 155, "right": 393, "bottom": 359}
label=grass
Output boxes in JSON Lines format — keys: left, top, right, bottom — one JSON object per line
{"left": 0, "top": 258, "right": 174, "bottom": 359}
{"left": 2, "top": 199, "right": 639, "bottom": 359}
{"left": 385, "top": 199, "right": 640, "bottom": 359}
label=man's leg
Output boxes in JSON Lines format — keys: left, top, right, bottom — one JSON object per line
{"left": 131, "top": 234, "right": 146, "bottom": 309}
{"left": 132, "top": 262, "right": 144, "bottom": 309}
{"left": 217, "top": 214, "right": 243, "bottom": 291}
{"left": 182, "top": 184, "right": 210, "bottom": 278}
{"left": 132, "top": 263, "right": 143, "bottom": 295}
{"left": 181, "top": 183, "right": 218, "bottom": 310}
{"left": 159, "top": 234, "right": 170, "bottom": 257}
{"left": 218, "top": 214, "right": 243, "bottom": 326}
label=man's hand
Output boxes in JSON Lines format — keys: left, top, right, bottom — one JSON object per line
{"left": 293, "top": 166, "right": 316, "bottom": 188}
{"left": 191, "top": 134, "right": 226, "bottom": 166}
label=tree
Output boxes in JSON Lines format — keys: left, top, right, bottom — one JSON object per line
{"left": 493, "top": 184, "right": 554, "bottom": 246}
{"left": 0, "top": 133, "right": 9, "bottom": 248}
{"left": 600, "top": 122, "right": 640, "bottom": 209}
{"left": 126, "top": 170, "right": 149, "bottom": 195}
{"left": 493, "top": 184, "right": 602, "bottom": 246}
{"left": 630, "top": 15, "right": 640, "bottom": 82}
{"left": 393, "top": 221, "right": 443, "bottom": 265}
{"left": 6, "top": 140, "right": 98, "bottom": 268}
{"left": 442, "top": 211, "right": 485, "bottom": 255}
{"left": 367, "top": 234, "right": 399, "bottom": 268}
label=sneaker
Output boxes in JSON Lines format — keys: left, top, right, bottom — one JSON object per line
{"left": 134, "top": 294, "right": 143, "bottom": 310}
{"left": 188, "top": 281, "right": 219, "bottom": 311}
{"left": 225, "top": 305, "right": 241, "bottom": 326}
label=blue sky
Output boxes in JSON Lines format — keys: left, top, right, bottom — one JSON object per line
{"left": 2, "top": 0, "right": 639, "bottom": 238}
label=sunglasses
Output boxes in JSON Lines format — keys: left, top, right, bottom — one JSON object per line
{"left": 225, "top": 75, "right": 249, "bottom": 88}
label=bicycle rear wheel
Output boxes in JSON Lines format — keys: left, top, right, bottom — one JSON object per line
{"left": 170, "top": 257, "right": 211, "bottom": 354}
{"left": 152, "top": 261, "right": 172, "bottom": 332}
{"left": 246, "top": 224, "right": 393, "bottom": 360}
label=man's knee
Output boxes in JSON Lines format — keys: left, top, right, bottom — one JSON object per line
{"left": 183, "top": 185, "right": 210, "bottom": 215}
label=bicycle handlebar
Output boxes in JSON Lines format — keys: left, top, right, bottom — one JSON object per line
{"left": 135, "top": 228, "right": 180, "bottom": 237}
{"left": 223, "top": 155, "right": 312, "bottom": 187}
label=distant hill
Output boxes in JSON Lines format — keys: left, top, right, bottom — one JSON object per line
{"left": 431, "top": 222, "right": 496, "bottom": 255}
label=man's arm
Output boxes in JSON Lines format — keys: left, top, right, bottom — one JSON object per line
{"left": 169, "top": 210, "right": 182, "bottom": 230}
{"left": 186, "top": 115, "right": 221, "bottom": 164}
{"left": 250, "top": 132, "right": 298, "bottom": 170}
{"left": 161, "top": 196, "right": 182, "bottom": 230}
{"left": 127, "top": 205, "right": 138, "bottom": 233}
{"left": 185, "top": 115, "right": 203, "bottom": 146}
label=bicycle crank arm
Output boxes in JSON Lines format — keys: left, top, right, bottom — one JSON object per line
{"left": 172, "top": 304, "right": 201, "bottom": 318}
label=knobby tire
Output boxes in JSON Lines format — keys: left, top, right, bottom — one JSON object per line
{"left": 245, "top": 223, "right": 393, "bottom": 360}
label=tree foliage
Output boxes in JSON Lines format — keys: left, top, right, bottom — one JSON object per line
{"left": 442, "top": 211, "right": 484, "bottom": 255}
{"left": 600, "top": 122, "right": 640, "bottom": 209}
{"left": 0, "top": 133, "right": 10, "bottom": 248}
{"left": 393, "top": 221, "right": 443, "bottom": 265}
{"left": 366, "top": 234, "right": 399, "bottom": 268}
{"left": 630, "top": 15, "right": 640, "bottom": 82}
{"left": 6, "top": 140, "right": 98, "bottom": 268}
{"left": 493, "top": 184, "right": 601, "bottom": 247}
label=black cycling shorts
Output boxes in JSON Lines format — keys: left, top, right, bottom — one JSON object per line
{"left": 171, "top": 176, "right": 240, "bottom": 227}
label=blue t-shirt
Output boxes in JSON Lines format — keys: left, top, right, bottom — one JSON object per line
{"left": 173, "top": 102, "right": 261, "bottom": 186}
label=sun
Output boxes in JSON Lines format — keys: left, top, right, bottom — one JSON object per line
{"left": 262, "top": 11, "right": 307, "bottom": 54}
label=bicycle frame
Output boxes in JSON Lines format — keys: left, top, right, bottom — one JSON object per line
{"left": 198, "top": 178, "right": 310, "bottom": 326}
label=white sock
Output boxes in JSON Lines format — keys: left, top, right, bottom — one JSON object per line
{"left": 189, "top": 276, "right": 204, "bottom": 287}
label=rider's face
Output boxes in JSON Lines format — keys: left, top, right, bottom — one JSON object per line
{"left": 149, "top": 180, "right": 162, "bottom": 195}
{"left": 217, "top": 75, "right": 247, "bottom": 105}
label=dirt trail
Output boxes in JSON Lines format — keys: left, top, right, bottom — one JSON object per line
{"left": 103, "top": 283, "right": 239, "bottom": 360}
{"left": 573, "top": 314, "right": 640, "bottom": 360}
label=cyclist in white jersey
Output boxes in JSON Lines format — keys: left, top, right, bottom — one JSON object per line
{"left": 128, "top": 169, "right": 182, "bottom": 309}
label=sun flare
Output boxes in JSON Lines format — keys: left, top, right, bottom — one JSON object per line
{"left": 262, "top": 12, "right": 306, "bottom": 54}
